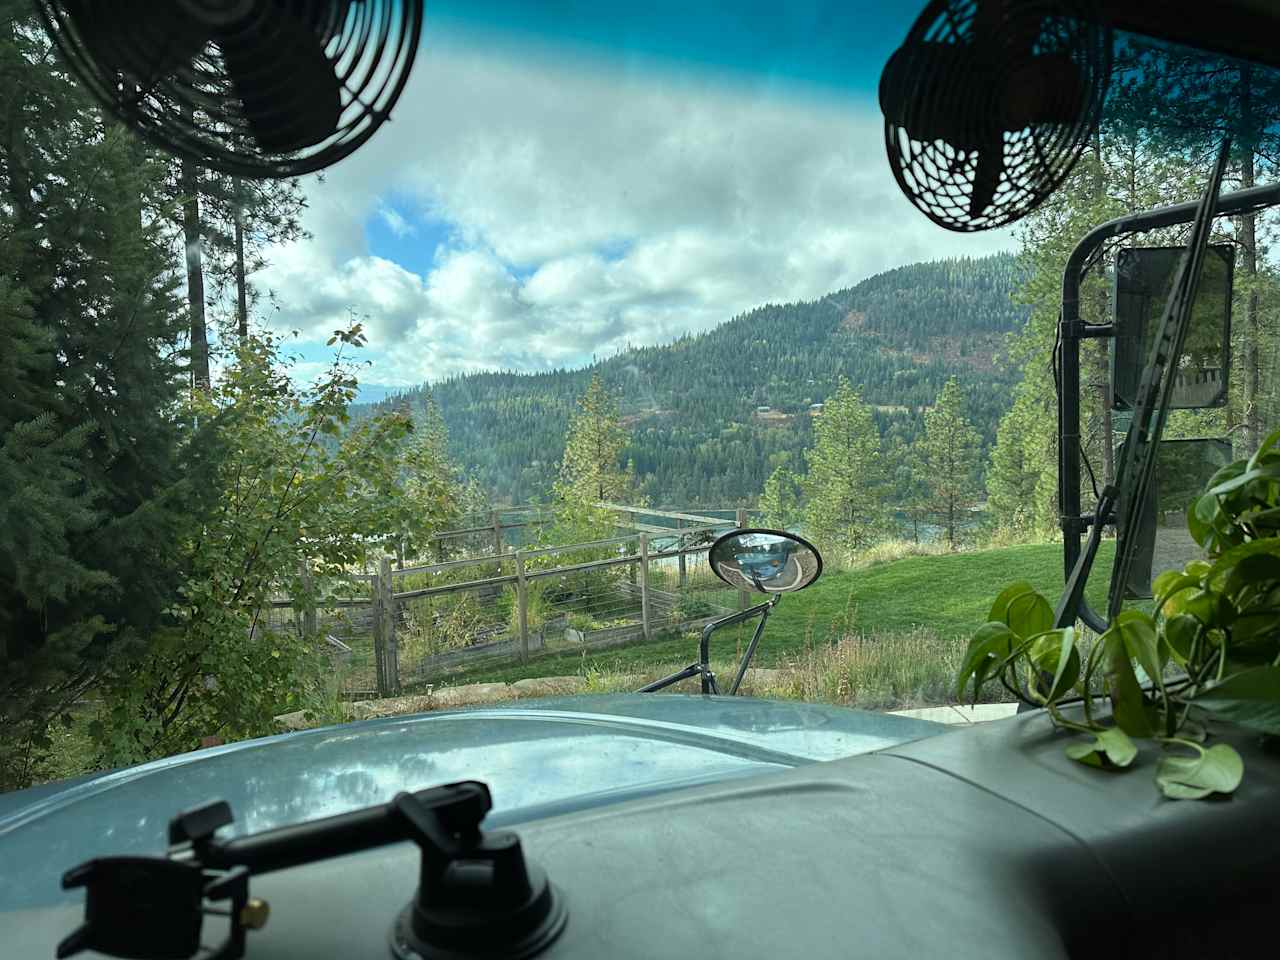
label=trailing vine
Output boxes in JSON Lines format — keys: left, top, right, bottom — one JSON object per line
{"left": 959, "top": 428, "right": 1280, "bottom": 799}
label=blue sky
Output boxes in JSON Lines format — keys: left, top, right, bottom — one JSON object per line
{"left": 255, "top": 3, "right": 1016, "bottom": 398}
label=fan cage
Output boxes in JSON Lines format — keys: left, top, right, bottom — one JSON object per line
{"left": 883, "top": 0, "right": 1112, "bottom": 232}
{"left": 35, "top": 1, "right": 423, "bottom": 178}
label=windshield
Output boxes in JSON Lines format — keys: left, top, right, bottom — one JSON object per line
{"left": 2, "top": 1, "right": 1278, "bottom": 798}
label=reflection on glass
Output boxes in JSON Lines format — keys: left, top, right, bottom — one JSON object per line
{"left": 1112, "top": 245, "right": 1234, "bottom": 410}
{"left": 709, "top": 530, "right": 822, "bottom": 594}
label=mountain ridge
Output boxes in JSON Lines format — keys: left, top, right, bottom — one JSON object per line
{"left": 371, "top": 252, "right": 1028, "bottom": 506}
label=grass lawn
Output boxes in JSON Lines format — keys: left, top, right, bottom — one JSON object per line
{"left": 433, "top": 540, "right": 1116, "bottom": 686}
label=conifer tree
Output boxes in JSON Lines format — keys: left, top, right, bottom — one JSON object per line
{"left": 920, "top": 379, "right": 980, "bottom": 548}
{"left": 801, "top": 378, "right": 885, "bottom": 560}
{"left": 0, "top": 15, "right": 187, "bottom": 787}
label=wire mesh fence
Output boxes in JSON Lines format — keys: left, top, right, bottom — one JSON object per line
{"left": 261, "top": 505, "right": 755, "bottom": 699}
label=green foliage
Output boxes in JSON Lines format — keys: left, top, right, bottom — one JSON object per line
{"left": 91, "top": 327, "right": 416, "bottom": 765}
{"left": 802, "top": 378, "right": 886, "bottom": 561}
{"left": 757, "top": 465, "right": 803, "bottom": 529}
{"left": 919, "top": 378, "right": 981, "bottom": 548}
{"left": 959, "top": 429, "right": 1280, "bottom": 799}
{"left": 673, "top": 595, "right": 716, "bottom": 621}
{"left": 548, "top": 374, "right": 634, "bottom": 542}
{"left": 554, "top": 374, "right": 631, "bottom": 504}
{"left": 0, "top": 21, "right": 188, "bottom": 790}
{"left": 987, "top": 127, "right": 1218, "bottom": 537}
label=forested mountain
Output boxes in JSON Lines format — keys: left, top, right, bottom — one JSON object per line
{"left": 377, "top": 254, "right": 1028, "bottom": 506}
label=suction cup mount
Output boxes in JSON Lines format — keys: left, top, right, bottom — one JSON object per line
{"left": 57, "top": 781, "right": 567, "bottom": 960}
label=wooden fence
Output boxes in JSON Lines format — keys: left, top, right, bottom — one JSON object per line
{"left": 272, "top": 504, "right": 751, "bottom": 698}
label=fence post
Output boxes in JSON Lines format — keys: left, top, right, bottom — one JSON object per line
{"left": 380, "top": 555, "right": 400, "bottom": 696}
{"left": 514, "top": 551, "right": 530, "bottom": 663}
{"left": 735, "top": 507, "right": 750, "bottom": 610}
{"left": 676, "top": 519, "right": 687, "bottom": 588}
{"left": 298, "top": 560, "right": 318, "bottom": 637}
{"left": 639, "top": 533, "right": 652, "bottom": 642}
{"left": 371, "top": 564, "right": 387, "bottom": 696}
{"left": 491, "top": 510, "right": 504, "bottom": 556}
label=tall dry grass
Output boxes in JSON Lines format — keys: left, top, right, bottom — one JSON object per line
{"left": 570, "top": 623, "right": 1001, "bottom": 712}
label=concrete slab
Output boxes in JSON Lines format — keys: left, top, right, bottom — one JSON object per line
{"left": 887, "top": 703, "right": 1019, "bottom": 725}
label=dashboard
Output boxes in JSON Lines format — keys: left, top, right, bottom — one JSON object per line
{"left": 12, "top": 708, "right": 1279, "bottom": 959}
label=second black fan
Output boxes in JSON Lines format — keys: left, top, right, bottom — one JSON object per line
{"left": 880, "top": 0, "right": 1111, "bottom": 232}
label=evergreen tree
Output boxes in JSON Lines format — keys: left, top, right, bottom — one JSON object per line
{"left": 986, "top": 390, "right": 1055, "bottom": 536}
{"left": 888, "top": 436, "right": 931, "bottom": 544}
{"left": 1113, "top": 42, "right": 1280, "bottom": 453}
{"left": 801, "top": 378, "right": 885, "bottom": 560}
{"left": 757, "top": 465, "right": 802, "bottom": 530}
{"left": 394, "top": 392, "right": 466, "bottom": 562}
{"left": 554, "top": 374, "right": 630, "bottom": 506}
{"left": 993, "top": 119, "right": 1217, "bottom": 537}
{"left": 920, "top": 379, "right": 980, "bottom": 548}
{"left": 0, "top": 15, "right": 187, "bottom": 788}
{"left": 372, "top": 255, "right": 1029, "bottom": 508}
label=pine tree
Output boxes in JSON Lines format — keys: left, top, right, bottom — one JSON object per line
{"left": 920, "top": 379, "right": 980, "bottom": 548}
{"left": 395, "top": 393, "right": 466, "bottom": 562}
{"left": 1112, "top": 42, "right": 1280, "bottom": 453}
{"left": 0, "top": 17, "right": 187, "bottom": 788}
{"left": 554, "top": 375, "right": 630, "bottom": 506}
{"left": 801, "top": 378, "right": 885, "bottom": 560}
{"left": 888, "top": 436, "right": 931, "bottom": 544}
{"left": 757, "top": 465, "right": 802, "bottom": 530}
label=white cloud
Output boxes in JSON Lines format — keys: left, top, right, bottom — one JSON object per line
{"left": 258, "top": 31, "right": 1015, "bottom": 385}
{"left": 377, "top": 205, "right": 417, "bottom": 238}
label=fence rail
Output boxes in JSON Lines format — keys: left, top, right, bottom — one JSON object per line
{"left": 270, "top": 504, "right": 753, "bottom": 699}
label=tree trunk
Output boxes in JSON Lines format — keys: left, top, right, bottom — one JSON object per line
{"left": 1240, "top": 156, "right": 1261, "bottom": 453}
{"left": 179, "top": 153, "right": 210, "bottom": 391}
{"left": 234, "top": 178, "right": 248, "bottom": 341}
{"left": 1238, "top": 65, "right": 1261, "bottom": 453}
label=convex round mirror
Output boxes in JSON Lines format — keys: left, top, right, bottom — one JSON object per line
{"left": 708, "top": 528, "right": 823, "bottom": 594}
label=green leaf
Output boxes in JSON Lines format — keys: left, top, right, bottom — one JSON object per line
{"left": 1208, "top": 462, "right": 1280, "bottom": 496}
{"left": 1162, "top": 614, "right": 1200, "bottom": 667}
{"left": 1247, "top": 428, "right": 1280, "bottom": 470}
{"left": 1065, "top": 727, "right": 1137, "bottom": 769}
{"left": 1153, "top": 570, "right": 1200, "bottom": 609}
{"left": 1208, "top": 538, "right": 1280, "bottom": 591}
{"left": 1028, "top": 628, "right": 1081, "bottom": 702}
{"left": 1182, "top": 589, "right": 1229, "bottom": 626}
{"left": 1103, "top": 629, "right": 1154, "bottom": 737}
{"left": 1223, "top": 552, "right": 1280, "bottom": 602}
{"left": 987, "top": 582, "right": 1053, "bottom": 639}
{"left": 1205, "top": 459, "right": 1247, "bottom": 492}
{"left": 1188, "top": 493, "right": 1223, "bottom": 549}
{"left": 1111, "top": 610, "right": 1162, "bottom": 693}
{"left": 1156, "top": 744, "right": 1243, "bottom": 800}
{"left": 1191, "top": 666, "right": 1280, "bottom": 734}
{"left": 956, "top": 622, "right": 1016, "bottom": 701}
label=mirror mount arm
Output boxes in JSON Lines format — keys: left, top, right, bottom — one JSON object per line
{"left": 697, "top": 596, "right": 777, "bottom": 695}
{"left": 727, "top": 595, "right": 780, "bottom": 696}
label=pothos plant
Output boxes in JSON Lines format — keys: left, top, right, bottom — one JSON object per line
{"left": 958, "top": 428, "right": 1280, "bottom": 800}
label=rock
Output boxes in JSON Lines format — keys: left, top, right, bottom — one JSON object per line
{"left": 274, "top": 710, "right": 315, "bottom": 731}
{"left": 510, "top": 676, "right": 583, "bottom": 698}
{"left": 430, "top": 682, "right": 511, "bottom": 709}
{"left": 349, "top": 695, "right": 436, "bottom": 720}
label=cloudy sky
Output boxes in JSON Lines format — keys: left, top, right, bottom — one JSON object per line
{"left": 255, "top": 4, "right": 1016, "bottom": 396}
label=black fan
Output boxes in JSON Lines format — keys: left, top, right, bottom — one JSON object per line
{"left": 35, "top": 1, "right": 424, "bottom": 177}
{"left": 879, "top": 0, "right": 1111, "bottom": 232}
